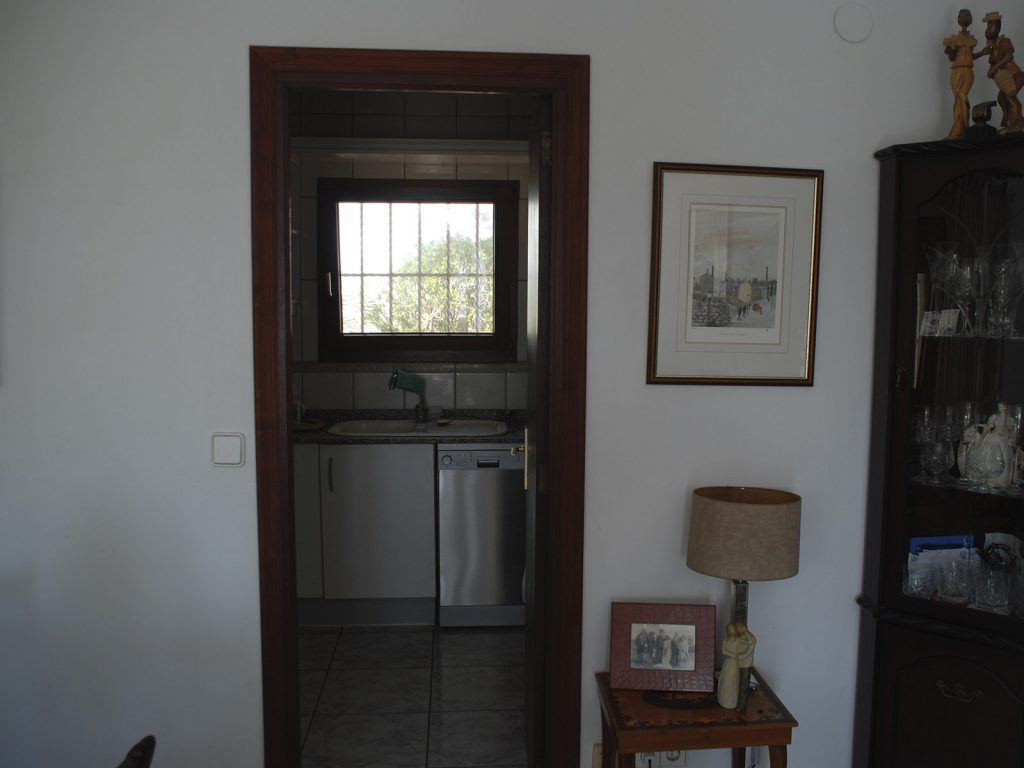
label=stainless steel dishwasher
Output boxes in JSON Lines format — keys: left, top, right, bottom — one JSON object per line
{"left": 437, "top": 443, "right": 525, "bottom": 626}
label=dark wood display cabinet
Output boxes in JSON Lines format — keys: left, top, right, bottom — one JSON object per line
{"left": 859, "top": 134, "right": 1024, "bottom": 768}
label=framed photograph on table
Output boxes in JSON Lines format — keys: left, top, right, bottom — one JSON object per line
{"left": 609, "top": 602, "right": 716, "bottom": 692}
{"left": 647, "top": 163, "right": 823, "bottom": 385}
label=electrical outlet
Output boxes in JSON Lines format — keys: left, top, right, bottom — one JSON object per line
{"left": 634, "top": 750, "right": 687, "bottom": 767}
{"left": 592, "top": 743, "right": 603, "bottom": 768}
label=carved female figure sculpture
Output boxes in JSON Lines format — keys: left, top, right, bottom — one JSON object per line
{"left": 943, "top": 9, "right": 981, "bottom": 139}
{"left": 717, "top": 623, "right": 741, "bottom": 708}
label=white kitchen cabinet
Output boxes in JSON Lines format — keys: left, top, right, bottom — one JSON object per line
{"left": 320, "top": 444, "right": 436, "bottom": 600}
{"left": 293, "top": 444, "right": 323, "bottom": 598}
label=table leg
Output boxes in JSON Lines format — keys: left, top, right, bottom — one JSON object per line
{"left": 767, "top": 745, "right": 787, "bottom": 767}
{"left": 731, "top": 747, "right": 746, "bottom": 768}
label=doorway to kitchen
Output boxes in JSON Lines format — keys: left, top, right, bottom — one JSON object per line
{"left": 250, "top": 48, "right": 589, "bottom": 768}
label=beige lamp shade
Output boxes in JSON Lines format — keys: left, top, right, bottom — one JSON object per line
{"left": 686, "top": 486, "right": 801, "bottom": 581}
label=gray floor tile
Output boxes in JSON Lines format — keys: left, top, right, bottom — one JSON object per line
{"left": 334, "top": 627, "right": 435, "bottom": 669}
{"left": 319, "top": 667, "right": 432, "bottom": 714}
{"left": 303, "top": 713, "right": 429, "bottom": 768}
{"left": 434, "top": 628, "right": 525, "bottom": 667}
{"left": 427, "top": 710, "right": 526, "bottom": 767}
{"left": 431, "top": 665, "right": 524, "bottom": 711}
{"left": 301, "top": 669, "right": 328, "bottom": 716}
{"left": 301, "top": 626, "right": 528, "bottom": 766}
{"left": 299, "top": 627, "right": 341, "bottom": 670}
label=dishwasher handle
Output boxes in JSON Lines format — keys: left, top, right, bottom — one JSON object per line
{"left": 476, "top": 459, "right": 500, "bottom": 468}
{"left": 510, "top": 427, "right": 528, "bottom": 490}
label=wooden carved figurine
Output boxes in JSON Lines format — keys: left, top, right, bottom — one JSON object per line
{"left": 943, "top": 9, "right": 982, "bottom": 139}
{"left": 982, "top": 12, "right": 1024, "bottom": 132}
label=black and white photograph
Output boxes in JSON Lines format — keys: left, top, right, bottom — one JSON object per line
{"left": 610, "top": 602, "right": 715, "bottom": 692}
{"left": 628, "top": 623, "right": 696, "bottom": 672}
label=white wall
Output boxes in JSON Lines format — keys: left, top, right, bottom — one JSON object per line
{"left": 0, "top": 1, "right": 1009, "bottom": 766}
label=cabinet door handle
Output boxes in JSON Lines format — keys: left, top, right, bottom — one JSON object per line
{"left": 895, "top": 366, "right": 907, "bottom": 392}
{"left": 936, "top": 680, "right": 983, "bottom": 704}
{"left": 327, "top": 456, "right": 334, "bottom": 493}
{"left": 325, "top": 272, "right": 334, "bottom": 298}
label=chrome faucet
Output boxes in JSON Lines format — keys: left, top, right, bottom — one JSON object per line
{"left": 388, "top": 370, "right": 429, "bottom": 423}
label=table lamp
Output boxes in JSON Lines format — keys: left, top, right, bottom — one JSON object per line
{"left": 687, "top": 486, "right": 800, "bottom": 708}
{"left": 686, "top": 486, "right": 801, "bottom": 627}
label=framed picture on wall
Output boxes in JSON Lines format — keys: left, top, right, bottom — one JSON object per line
{"left": 647, "top": 163, "right": 823, "bottom": 385}
{"left": 609, "top": 602, "right": 715, "bottom": 692}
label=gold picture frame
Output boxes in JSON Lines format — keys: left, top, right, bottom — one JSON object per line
{"left": 647, "top": 163, "right": 823, "bottom": 385}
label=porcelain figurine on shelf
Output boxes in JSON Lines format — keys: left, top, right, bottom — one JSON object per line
{"left": 944, "top": 9, "right": 982, "bottom": 139}
{"left": 982, "top": 12, "right": 1024, "bottom": 133}
{"left": 971, "top": 403, "right": 1016, "bottom": 487}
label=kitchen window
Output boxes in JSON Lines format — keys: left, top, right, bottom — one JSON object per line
{"left": 317, "top": 179, "right": 519, "bottom": 362}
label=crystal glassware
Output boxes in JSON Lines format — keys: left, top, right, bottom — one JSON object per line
{"left": 949, "top": 255, "right": 988, "bottom": 336}
{"left": 983, "top": 244, "right": 1023, "bottom": 337}
{"left": 915, "top": 405, "right": 935, "bottom": 444}
{"left": 921, "top": 441, "right": 955, "bottom": 484}
{"left": 957, "top": 401, "right": 978, "bottom": 481}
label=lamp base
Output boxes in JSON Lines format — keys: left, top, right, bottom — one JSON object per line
{"left": 730, "top": 580, "right": 754, "bottom": 711}
{"left": 731, "top": 580, "right": 749, "bottom": 625}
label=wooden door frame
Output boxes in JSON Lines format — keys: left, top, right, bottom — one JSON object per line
{"left": 249, "top": 47, "right": 588, "bottom": 768}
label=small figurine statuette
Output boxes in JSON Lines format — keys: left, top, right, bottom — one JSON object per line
{"left": 717, "top": 623, "right": 741, "bottom": 708}
{"left": 982, "top": 11, "right": 1024, "bottom": 133}
{"left": 943, "top": 9, "right": 982, "bottom": 139}
{"left": 734, "top": 622, "right": 757, "bottom": 710}
{"left": 717, "top": 622, "right": 757, "bottom": 710}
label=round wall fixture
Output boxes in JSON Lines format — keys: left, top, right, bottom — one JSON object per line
{"left": 834, "top": 2, "right": 873, "bottom": 44}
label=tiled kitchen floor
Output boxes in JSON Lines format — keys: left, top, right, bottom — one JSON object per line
{"left": 299, "top": 625, "right": 527, "bottom": 768}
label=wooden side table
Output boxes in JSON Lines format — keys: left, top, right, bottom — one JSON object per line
{"left": 596, "top": 669, "right": 797, "bottom": 768}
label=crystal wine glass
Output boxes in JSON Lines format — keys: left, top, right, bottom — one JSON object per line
{"left": 949, "top": 256, "right": 988, "bottom": 336}
{"left": 984, "top": 245, "right": 1023, "bottom": 337}
{"left": 915, "top": 405, "right": 935, "bottom": 444}
{"left": 921, "top": 441, "right": 955, "bottom": 484}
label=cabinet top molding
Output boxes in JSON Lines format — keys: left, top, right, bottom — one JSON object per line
{"left": 875, "top": 133, "right": 1024, "bottom": 159}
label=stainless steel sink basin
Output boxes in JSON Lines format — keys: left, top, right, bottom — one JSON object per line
{"left": 327, "top": 419, "right": 507, "bottom": 438}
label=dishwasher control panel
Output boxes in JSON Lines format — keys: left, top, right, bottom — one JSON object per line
{"left": 437, "top": 446, "right": 522, "bottom": 471}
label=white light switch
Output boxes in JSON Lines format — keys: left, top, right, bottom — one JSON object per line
{"left": 212, "top": 432, "right": 245, "bottom": 466}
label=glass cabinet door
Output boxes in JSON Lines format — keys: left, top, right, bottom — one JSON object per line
{"left": 898, "top": 164, "right": 1024, "bottom": 632}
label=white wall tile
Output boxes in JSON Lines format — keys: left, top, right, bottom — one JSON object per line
{"left": 299, "top": 197, "right": 317, "bottom": 279}
{"left": 302, "top": 159, "right": 353, "bottom": 195}
{"left": 303, "top": 372, "right": 354, "bottom": 409}
{"left": 415, "top": 372, "right": 455, "bottom": 410}
{"left": 518, "top": 198, "right": 528, "bottom": 280}
{"left": 509, "top": 157, "right": 529, "bottom": 194}
{"left": 405, "top": 158, "right": 457, "bottom": 179}
{"left": 506, "top": 371, "right": 527, "bottom": 409}
{"left": 455, "top": 371, "right": 506, "bottom": 409}
{"left": 517, "top": 283, "right": 528, "bottom": 362}
{"left": 353, "top": 371, "right": 405, "bottom": 408}
{"left": 353, "top": 156, "right": 405, "bottom": 179}
{"left": 300, "top": 281, "right": 319, "bottom": 362}
{"left": 456, "top": 158, "right": 509, "bottom": 180}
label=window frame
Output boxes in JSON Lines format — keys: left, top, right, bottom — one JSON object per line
{"left": 316, "top": 178, "right": 519, "bottom": 363}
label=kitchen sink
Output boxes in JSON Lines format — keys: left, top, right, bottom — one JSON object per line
{"left": 327, "top": 419, "right": 507, "bottom": 438}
